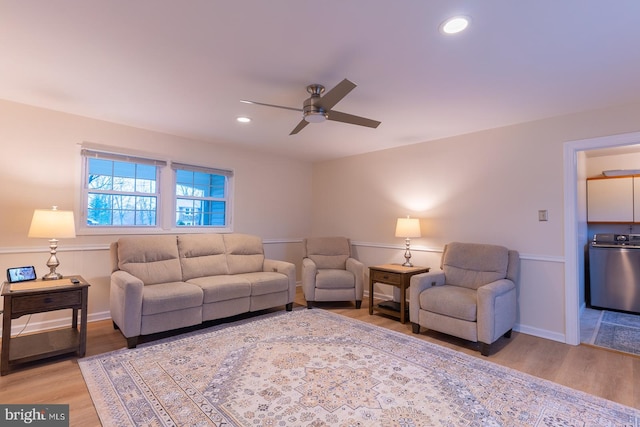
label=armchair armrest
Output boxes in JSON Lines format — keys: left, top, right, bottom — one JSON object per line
{"left": 477, "top": 278, "right": 517, "bottom": 344}
{"left": 301, "top": 258, "right": 318, "bottom": 302}
{"left": 409, "top": 271, "right": 445, "bottom": 323}
{"left": 346, "top": 257, "right": 365, "bottom": 300}
{"left": 264, "top": 259, "right": 296, "bottom": 303}
{"left": 110, "top": 270, "right": 144, "bottom": 338}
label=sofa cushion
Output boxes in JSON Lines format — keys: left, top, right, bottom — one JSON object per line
{"left": 178, "top": 234, "right": 229, "bottom": 280}
{"left": 420, "top": 285, "right": 477, "bottom": 322}
{"left": 236, "top": 272, "right": 290, "bottom": 296}
{"left": 442, "top": 242, "right": 509, "bottom": 290}
{"left": 223, "top": 234, "right": 265, "bottom": 274}
{"left": 187, "top": 275, "right": 251, "bottom": 303}
{"left": 117, "top": 235, "right": 182, "bottom": 285}
{"left": 141, "top": 282, "right": 203, "bottom": 315}
{"left": 315, "top": 269, "right": 355, "bottom": 289}
{"left": 304, "top": 237, "right": 351, "bottom": 269}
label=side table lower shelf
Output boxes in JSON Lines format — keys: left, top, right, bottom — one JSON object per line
{"left": 377, "top": 300, "right": 408, "bottom": 313}
{"left": 8, "top": 329, "right": 83, "bottom": 366}
{"left": 373, "top": 300, "right": 410, "bottom": 321}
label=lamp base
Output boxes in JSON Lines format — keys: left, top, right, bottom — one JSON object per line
{"left": 42, "top": 271, "right": 64, "bottom": 281}
{"left": 402, "top": 239, "right": 413, "bottom": 267}
{"left": 42, "top": 238, "right": 63, "bottom": 280}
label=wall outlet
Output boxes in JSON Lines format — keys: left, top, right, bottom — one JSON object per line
{"left": 538, "top": 210, "right": 548, "bottom": 221}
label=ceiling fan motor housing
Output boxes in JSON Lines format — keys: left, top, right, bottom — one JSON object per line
{"left": 303, "top": 84, "right": 328, "bottom": 123}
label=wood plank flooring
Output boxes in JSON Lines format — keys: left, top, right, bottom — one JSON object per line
{"left": 1, "top": 288, "right": 638, "bottom": 426}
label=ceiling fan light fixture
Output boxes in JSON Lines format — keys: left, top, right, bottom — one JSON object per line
{"left": 236, "top": 116, "right": 251, "bottom": 123}
{"left": 303, "top": 103, "right": 328, "bottom": 123}
{"left": 304, "top": 111, "right": 328, "bottom": 123}
{"left": 440, "top": 15, "right": 470, "bottom": 35}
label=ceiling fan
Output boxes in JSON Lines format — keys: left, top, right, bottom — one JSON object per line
{"left": 240, "top": 78, "right": 381, "bottom": 135}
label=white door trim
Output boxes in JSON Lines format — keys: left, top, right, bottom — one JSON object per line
{"left": 563, "top": 131, "right": 640, "bottom": 345}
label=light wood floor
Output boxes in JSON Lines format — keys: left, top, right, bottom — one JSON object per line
{"left": 1, "top": 289, "right": 639, "bottom": 426}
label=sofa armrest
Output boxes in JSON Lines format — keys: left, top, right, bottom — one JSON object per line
{"left": 346, "top": 257, "right": 365, "bottom": 301}
{"left": 110, "top": 270, "right": 144, "bottom": 338}
{"left": 264, "top": 259, "right": 297, "bottom": 303}
{"left": 477, "top": 278, "right": 517, "bottom": 344}
{"left": 301, "top": 258, "right": 318, "bottom": 302}
{"left": 409, "top": 271, "right": 445, "bottom": 323}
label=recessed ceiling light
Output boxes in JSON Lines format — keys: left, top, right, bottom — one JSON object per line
{"left": 440, "top": 16, "right": 470, "bottom": 35}
{"left": 236, "top": 116, "right": 251, "bottom": 123}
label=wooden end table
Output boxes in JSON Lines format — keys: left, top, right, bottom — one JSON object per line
{"left": 1, "top": 275, "right": 90, "bottom": 375}
{"left": 369, "top": 264, "right": 429, "bottom": 323}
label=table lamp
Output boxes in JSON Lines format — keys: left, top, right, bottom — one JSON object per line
{"left": 28, "top": 206, "right": 76, "bottom": 280}
{"left": 395, "top": 216, "right": 421, "bottom": 267}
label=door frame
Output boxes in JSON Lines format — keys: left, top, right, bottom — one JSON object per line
{"left": 563, "top": 131, "right": 640, "bottom": 345}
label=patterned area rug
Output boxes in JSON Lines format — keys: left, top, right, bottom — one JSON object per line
{"left": 593, "top": 311, "right": 640, "bottom": 356}
{"left": 80, "top": 309, "right": 640, "bottom": 426}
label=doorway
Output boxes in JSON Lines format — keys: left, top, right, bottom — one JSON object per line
{"left": 564, "top": 130, "right": 640, "bottom": 345}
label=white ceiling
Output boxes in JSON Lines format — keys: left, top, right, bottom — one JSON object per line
{"left": 2, "top": 1, "right": 640, "bottom": 162}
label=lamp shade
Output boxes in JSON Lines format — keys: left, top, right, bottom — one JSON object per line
{"left": 28, "top": 207, "right": 76, "bottom": 239}
{"left": 395, "top": 217, "right": 421, "bottom": 238}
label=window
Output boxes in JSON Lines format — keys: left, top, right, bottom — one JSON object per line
{"left": 172, "top": 163, "right": 233, "bottom": 228}
{"left": 81, "top": 149, "right": 165, "bottom": 228}
{"left": 79, "top": 147, "right": 233, "bottom": 233}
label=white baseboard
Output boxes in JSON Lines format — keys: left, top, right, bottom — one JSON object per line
{"left": 514, "top": 323, "right": 565, "bottom": 343}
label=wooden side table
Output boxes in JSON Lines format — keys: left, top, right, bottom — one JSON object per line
{"left": 369, "top": 264, "right": 429, "bottom": 323}
{"left": 1, "top": 276, "right": 90, "bottom": 375}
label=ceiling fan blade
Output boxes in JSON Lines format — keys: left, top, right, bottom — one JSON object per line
{"left": 240, "top": 100, "right": 302, "bottom": 112}
{"left": 327, "top": 110, "right": 381, "bottom": 128}
{"left": 316, "top": 78, "right": 357, "bottom": 110}
{"left": 290, "top": 119, "right": 309, "bottom": 135}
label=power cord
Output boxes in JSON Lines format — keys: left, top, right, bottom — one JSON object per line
{"left": 14, "top": 315, "right": 31, "bottom": 337}
{"left": 0, "top": 310, "right": 30, "bottom": 335}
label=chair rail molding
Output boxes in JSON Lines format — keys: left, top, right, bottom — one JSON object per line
{"left": 351, "top": 241, "right": 563, "bottom": 263}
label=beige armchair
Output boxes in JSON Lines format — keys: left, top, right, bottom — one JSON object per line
{"left": 409, "top": 242, "right": 519, "bottom": 356}
{"left": 302, "top": 237, "right": 365, "bottom": 309}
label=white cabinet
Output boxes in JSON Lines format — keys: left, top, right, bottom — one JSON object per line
{"left": 587, "top": 176, "right": 636, "bottom": 222}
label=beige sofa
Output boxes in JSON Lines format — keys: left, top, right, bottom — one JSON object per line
{"left": 110, "top": 233, "right": 296, "bottom": 348}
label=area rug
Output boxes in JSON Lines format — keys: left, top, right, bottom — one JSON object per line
{"left": 80, "top": 309, "right": 640, "bottom": 426}
{"left": 592, "top": 310, "right": 640, "bottom": 356}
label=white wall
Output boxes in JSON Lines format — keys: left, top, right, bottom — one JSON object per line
{"left": 586, "top": 151, "right": 640, "bottom": 177}
{"left": 311, "top": 101, "right": 640, "bottom": 342}
{"left": 0, "top": 99, "right": 312, "bottom": 335}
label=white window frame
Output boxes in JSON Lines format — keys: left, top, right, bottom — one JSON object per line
{"left": 171, "top": 162, "right": 234, "bottom": 232}
{"left": 78, "top": 146, "right": 234, "bottom": 235}
{"left": 79, "top": 148, "right": 166, "bottom": 234}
